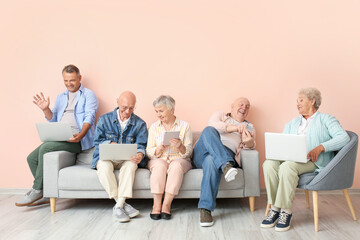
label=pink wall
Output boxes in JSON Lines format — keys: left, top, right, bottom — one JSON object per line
{"left": 1, "top": 0, "right": 359, "bottom": 188}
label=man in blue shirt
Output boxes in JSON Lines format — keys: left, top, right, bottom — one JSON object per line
{"left": 92, "top": 91, "right": 148, "bottom": 223}
{"left": 16, "top": 64, "right": 99, "bottom": 207}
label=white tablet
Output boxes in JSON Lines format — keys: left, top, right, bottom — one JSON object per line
{"left": 163, "top": 131, "right": 180, "bottom": 145}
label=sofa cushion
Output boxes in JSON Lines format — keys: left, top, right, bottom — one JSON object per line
{"left": 58, "top": 165, "right": 244, "bottom": 191}
{"left": 76, "top": 148, "right": 95, "bottom": 165}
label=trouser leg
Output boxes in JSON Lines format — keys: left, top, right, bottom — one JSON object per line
{"left": 28, "top": 141, "right": 81, "bottom": 190}
{"left": 97, "top": 160, "right": 118, "bottom": 199}
{"left": 117, "top": 160, "right": 138, "bottom": 198}
{"left": 198, "top": 155, "right": 222, "bottom": 211}
{"left": 148, "top": 159, "right": 168, "bottom": 194}
{"left": 193, "top": 126, "right": 235, "bottom": 170}
{"left": 165, "top": 159, "right": 192, "bottom": 195}
{"left": 275, "top": 161, "right": 316, "bottom": 209}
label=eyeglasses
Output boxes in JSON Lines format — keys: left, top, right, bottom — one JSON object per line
{"left": 120, "top": 106, "right": 135, "bottom": 111}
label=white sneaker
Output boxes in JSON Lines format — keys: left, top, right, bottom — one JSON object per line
{"left": 113, "top": 206, "right": 130, "bottom": 222}
{"left": 123, "top": 203, "right": 140, "bottom": 218}
{"left": 28, "top": 197, "right": 50, "bottom": 206}
{"left": 15, "top": 189, "right": 43, "bottom": 207}
{"left": 223, "top": 163, "right": 238, "bottom": 182}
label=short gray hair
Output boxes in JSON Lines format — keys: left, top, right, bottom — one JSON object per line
{"left": 299, "top": 87, "right": 322, "bottom": 110}
{"left": 62, "top": 64, "right": 80, "bottom": 75}
{"left": 153, "top": 95, "right": 175, "bottom": 110}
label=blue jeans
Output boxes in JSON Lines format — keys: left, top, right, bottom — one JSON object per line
{"left": 193, "top": 126, "right": 236, "bottom": 211}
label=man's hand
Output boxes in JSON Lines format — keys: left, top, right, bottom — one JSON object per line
{"left": 242, "top": 129, "right": 254, "bottom": 148}
{"left": 33, "top": 92, "right": 50, "bottom": 111}
{"left": 237, "top": 123, "right": 248, "bottom": 134}
{"left": 307, "top": 145, "right": 325, "bottom": 162}
{"left": 130, "top": 152, "right": 144, "bottom": 164}
{"left": 68, "top": 133, "right": 83, "bottom": 143}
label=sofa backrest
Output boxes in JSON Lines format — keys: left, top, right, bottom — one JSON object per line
{"left": 75, "top": 131, "right": 202, "bottom": 165}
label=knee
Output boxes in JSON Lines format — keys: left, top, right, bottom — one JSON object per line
{"left": 149, "top": 160, "right": 168, "bottom": 173}
{"left": 168, "top": 161, "right": 184, "bottom": 174}
{"left": 202, "top": 126, "right": 219, "bottom": 137}
{"left": 96, "top": 161, "right": 113, "bottom": 172}
{"left": 278, "top": 162, "right": 297, "bottom": 176}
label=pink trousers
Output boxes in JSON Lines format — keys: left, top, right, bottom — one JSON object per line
{"left": 147, "top": 158, "right": 192, "bottom": 195}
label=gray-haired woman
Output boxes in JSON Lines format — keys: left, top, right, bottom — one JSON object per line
{"left": 146, "top": 95, "right": 193, "bottom": 220}
{"left": 261, "top": 87, "right": 350, "bottom": 232}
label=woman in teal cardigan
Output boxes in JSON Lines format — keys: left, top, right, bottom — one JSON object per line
{"left": 261, "top": 88, "right": 350, "bottom": 232}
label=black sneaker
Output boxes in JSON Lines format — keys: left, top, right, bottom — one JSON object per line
{"left": 275, "top": 211, "right": 293, "bottom": 232}
{"left": 260, "top": 209, "right": 280, "bottom": 228}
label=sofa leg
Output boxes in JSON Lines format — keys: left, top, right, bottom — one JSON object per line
{"left": 249, "top": 196, "right": 255, "bottom": 212}
{"left": 50, "top": 198, "right": 56, "bottom": 213}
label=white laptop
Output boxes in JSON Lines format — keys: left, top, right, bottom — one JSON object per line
{"left": 99, "top": 144, "right": 137, "bottom": 161}
{"left": 265, "top": 132, "right": 309, "bottom": 163}
{"left": 36, "top": 122, "right": 73, "bottom": 142}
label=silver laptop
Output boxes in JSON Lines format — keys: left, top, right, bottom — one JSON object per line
{"left": 265, "top": 132, "right": 309, "bottom": 163}
{"left": 99, "top": 144, "right": 137, "bottom": 161}
{"left": 36, "top": 122, "right": 73, "bottom": 142}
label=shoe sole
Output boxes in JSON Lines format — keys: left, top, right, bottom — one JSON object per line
{"left": 112, "top": 215, "right": 130, "bottom": 223}
{"left": 275, "top": 219, "right": 292, "bottom": 232}
{"left": 28, "top": 200, "right": 50, "bottom": 207}
{"left": 127, "top": 210, "right": 140, "bottom": 218}
{"left": 200, "top": 221, "right": 214, "bottom": 227}
{"left": 225, "top": 168, "right": 238, "bottom": 182}
{"left": 15, "top": 196, "right": 43, "bottom": 207}
{"left": 260, "top": 219, "right": 278, "bottom": 228}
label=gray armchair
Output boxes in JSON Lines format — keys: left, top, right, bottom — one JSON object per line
{"left": 265, "top": 131, "right": 358, "bottom": 232}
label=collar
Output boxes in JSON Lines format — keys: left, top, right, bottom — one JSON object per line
{"left": 226, "top": 112, "right": 248, "bottom": 124}
{"left": 300, "top": 111, "right": 318, "bottom": 121}
{"left": 155, "top": 116, "right": 180, "bottom": 128}
{"left": 112, "top": 107, "right": 135, "bottom": 126}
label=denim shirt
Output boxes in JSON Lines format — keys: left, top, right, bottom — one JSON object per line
{"left": 49, "top": 85, "right": 99, "bottom": 150}
{"left": 91, "top": 108, "right": 148, "bottom": 169}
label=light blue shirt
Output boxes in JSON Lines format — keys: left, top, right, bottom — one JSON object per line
{"left": 49, "top": 85, "right": 99, "bottom": 150}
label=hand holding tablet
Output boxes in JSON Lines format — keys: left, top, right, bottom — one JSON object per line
{"left": 163, "top": 131, "right": 180, "bottom": 145}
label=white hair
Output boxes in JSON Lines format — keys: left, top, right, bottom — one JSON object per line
{"left": 153, "top": 95, "right": 175, "bottom": 110}
{"left": 299, "top": 87, "right": 322, "bottom": 110}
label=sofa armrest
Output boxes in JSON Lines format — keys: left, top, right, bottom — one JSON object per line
{"left": 43, "top": 151, "right": 77, "bottom": 197}
{"left": 241, "top": 149, "right": 260, "bottom": 197}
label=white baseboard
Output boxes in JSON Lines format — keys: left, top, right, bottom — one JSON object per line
{"left": 2, "top": 188, "right": 360, "bottom": 195}
{"left": 0, "top": 188, "right": 29, "bottom": 195}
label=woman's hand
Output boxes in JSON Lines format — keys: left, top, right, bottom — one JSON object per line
{"left": 155, "top": 145, "right": 166, "bottom": 157}
{"left": 307, "top": 145, "right": 325, "bottom": 162}
{"left": 169, "top": 138, "right": 186, "bottom": 154}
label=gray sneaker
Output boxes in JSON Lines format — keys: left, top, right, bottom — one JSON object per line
{"left": 113, "top": 206, "right": 130, "bottom": 222}
{"left": 15, "top": 189, "right": 43, "bottom": 207}
{"left": 28, "top": 197, "right": 50, "bottom": 207}
{"left": 223, "top": 163, "right": 238, "bottom": 182}
{"left": 200, "top": 208, "right": 214, "bottom": 227}
{"left": 123, "top": 202, "right": 140, "bottom": 218}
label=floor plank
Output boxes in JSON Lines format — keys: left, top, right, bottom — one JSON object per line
{"left": 1, "top": 191, "right": 359, "bottom": 240}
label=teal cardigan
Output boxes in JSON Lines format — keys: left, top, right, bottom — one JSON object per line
{"left": 283, "top": 112, "right": 350, "bottom": 172}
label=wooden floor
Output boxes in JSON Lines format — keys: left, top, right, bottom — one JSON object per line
{"left": 1, "top": 190, "right": 359, "bottom": 240}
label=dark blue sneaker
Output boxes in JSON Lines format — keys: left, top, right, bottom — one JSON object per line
{"left": 275, "top": 211, "right": 293, "bottom": 232}
{"left": 261, "top": 209, "right": 280, "bottom": 228}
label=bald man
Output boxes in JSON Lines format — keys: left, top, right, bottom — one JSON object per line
{"left": 91, "top": 91, "right": 148, "bottom": 223}
{"left": 193, "top": 97, "right": 256, "bottom": 227}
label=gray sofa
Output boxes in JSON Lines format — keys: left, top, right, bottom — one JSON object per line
{"left": 43, "top": 132, "right": 260, "bottom": 212}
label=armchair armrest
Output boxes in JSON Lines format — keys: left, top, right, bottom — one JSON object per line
{"left": 241, "top": 149, "right": 260, "bottom": 197}
{"left": 43, "top": 151, "right": 77, "bottom": 197}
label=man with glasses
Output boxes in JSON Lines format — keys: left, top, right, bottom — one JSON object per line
{"left": 91, "top": 91, "right": 148, "bottom": 223}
